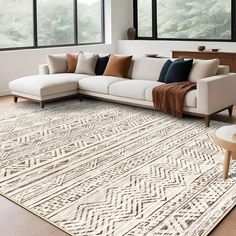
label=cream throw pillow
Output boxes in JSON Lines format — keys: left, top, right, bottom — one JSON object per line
{"left": 75, "top": 52, "right": 99, "bottom": 75}
{"left": 188, "top": 59, "right": 220, "bottom": 82}
{"left": 47, "top": 54, "right": 67, "bottom": 74}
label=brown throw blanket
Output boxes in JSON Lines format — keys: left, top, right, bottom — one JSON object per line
{"left": 152, "top": 81, "right": 196, "bottom": 118}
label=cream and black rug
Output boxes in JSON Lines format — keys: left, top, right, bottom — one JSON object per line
{"left": 0, "top": 99, "right": 235, "bottom": 236}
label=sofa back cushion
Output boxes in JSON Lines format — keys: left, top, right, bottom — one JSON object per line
{"left": 188, "top": 59, "right": 220, "bottom": 82}
{"left": 75, "top": 52, "right": 99, "bottom": 75}
{"left": 104, "top": 54, "right": 132, "bottom": 78}
{"left": 47, "top": 54, "right": 67, "bottom": 74}
{"left": 131, "top": 57, "right": 168, "bottom": 81}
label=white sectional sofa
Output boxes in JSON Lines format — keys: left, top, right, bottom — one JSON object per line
{"left": 9, "top": 56, "right": 236, "bottom": 127}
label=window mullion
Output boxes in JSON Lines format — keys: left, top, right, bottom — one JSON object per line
{"left": 33, "top": 0, "right": 38, "bottom": 47}
{"left": 74, "top": 0, "right": 78, "bottom": 45}
{"left": 152, "top": 0, "right": 157, "bottom": 39}
{"left": 232, "top": 0, "right": 236, "bottom": 41}
{"left": 133, "top": 0, "right": 138, "bottom": 38}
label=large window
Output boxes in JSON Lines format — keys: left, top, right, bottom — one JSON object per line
{"left": 134, "top": 0, "right": 234, "bottom": 41}
{"left": 0, "top": 0, "right": 104, "bottom": 50}
{"left": 78, "top": 0, "right": 103, "bottom": 44}
{"left": 37, "top": 0, "right": 74, "bottom": 46}
{"left": 137, "top": 0, "right": 152, "bottom": 37}
{"left": 0, "top": 0, "right": 34, "bottom": 48}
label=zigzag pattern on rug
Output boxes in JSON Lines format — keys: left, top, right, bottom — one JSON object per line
{"left": 0, "top": 99, "right": 235, "bottom": 236}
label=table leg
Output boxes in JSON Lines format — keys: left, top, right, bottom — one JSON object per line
{"left": 223, "top": 150, "right": 231, "bottom": 180}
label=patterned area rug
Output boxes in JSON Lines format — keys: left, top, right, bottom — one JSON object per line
{"left": 0, "top": 99, "right": 236, "bottom": 236}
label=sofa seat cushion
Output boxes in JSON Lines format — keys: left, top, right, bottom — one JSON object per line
{"left": 184, "top": 90, "right": 197, "bottom": 108}
{"left": 62, "top": 73, "right": 91, "bottom": 82}
{"left": 9, "top": 74, "right": 83, "bottom": 97}
{"left": 79, "top": 76, "right": 127, "bottom": 94}
{"left": 109, "top": 80, "right": 164, "bottom": 101}
{"left": 145, "top": 85, "right": 197, "bottom": 108}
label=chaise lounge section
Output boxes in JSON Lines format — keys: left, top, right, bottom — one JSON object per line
{"left": 9, "top": 55, "right": 236, "bottom": 126}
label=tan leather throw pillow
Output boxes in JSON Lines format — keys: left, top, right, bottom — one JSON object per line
{"left": 66, "top": 53, "right": 78, "bottom": 73}
{"left": 103, "top": 54, "right": 133, "bottom": 78}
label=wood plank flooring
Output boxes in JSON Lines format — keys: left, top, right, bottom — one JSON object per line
{"left": 0, "top": 195, "right": 68, "bottom": 236}
{"left": 0, "top": 95, "right": 235, "bottom": 236}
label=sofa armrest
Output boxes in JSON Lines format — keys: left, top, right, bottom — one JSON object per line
{"left": 197, "top": 73, "right": 236, "bottom": 115}
{"left": 39, "top": 64, "right": 50, "bottom": 75}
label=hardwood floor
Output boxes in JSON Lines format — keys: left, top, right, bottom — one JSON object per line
{"left": 0, "top": 95, "right": 235, "bottom": 236}
{"left": 0, "top": 195, "right": 68, "bottom": 236}
{"left": 0, "top": 95, "right": 33, "bottom": 111}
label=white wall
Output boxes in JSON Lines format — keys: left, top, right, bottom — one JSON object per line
{"left": 117, "top": 40, "right": 236, "bottom": 57}
{"left": 0, "top": 0, "right": 133, "bottom": 96}
{"left": 110, "top": 0, "right": 133, "bottom": 51}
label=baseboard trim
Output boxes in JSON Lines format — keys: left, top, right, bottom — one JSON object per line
{"left": 0, "top": 90, "right": 11, "bottom": 96}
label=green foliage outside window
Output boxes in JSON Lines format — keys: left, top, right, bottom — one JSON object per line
{"left": 137, "top": 0, "right": 232, "bottom": 40}
{"left": 0, "top": 0, "right": 103, "bottom": 49}
{"left": 0, "top": 0, "right": 33, "bottom": 48}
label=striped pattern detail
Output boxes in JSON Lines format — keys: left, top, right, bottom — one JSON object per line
{"left": 0, "top": 99, "right": 235, "bottom": 236}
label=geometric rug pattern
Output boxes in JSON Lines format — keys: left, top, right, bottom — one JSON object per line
{"left": 0, "top": 99, "right": 236, "bottom": 236}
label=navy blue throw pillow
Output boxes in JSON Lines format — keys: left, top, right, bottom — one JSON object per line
{"left": 164, "top": 59, "right": 193, "bottom": 84}
{"left": 158, "top": 60, "right": 172, "bottom": 82}
{"left": 95, "top": 55, "right": 110, "bottom": 75}
{"left": 158, "top": 58, "right": 184, "bottom": 82}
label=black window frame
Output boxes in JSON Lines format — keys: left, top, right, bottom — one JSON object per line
{"left": 134, "top": 0, "right": 236, "bottom": 42}
{"left": 0, "top": 0, "right": 105, "bottom": 51}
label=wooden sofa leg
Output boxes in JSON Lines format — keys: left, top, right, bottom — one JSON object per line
{"left": 79, "top": 94, "right": 83, "bottom": 102}
{"left": 205, "top": 116, "right": 210, "bottom": 127}
{"left": 14, "top": 96, "right": 18, "bottom": 103}
{"left": 228, "top": 105, "right": 233, "bottom": 117}
{"left": 40, "top": 102, "right": 45, "bottom": 109}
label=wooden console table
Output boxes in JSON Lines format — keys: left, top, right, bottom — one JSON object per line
{"left": 172, "top": 50, "right": 236, "bottom": 72}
